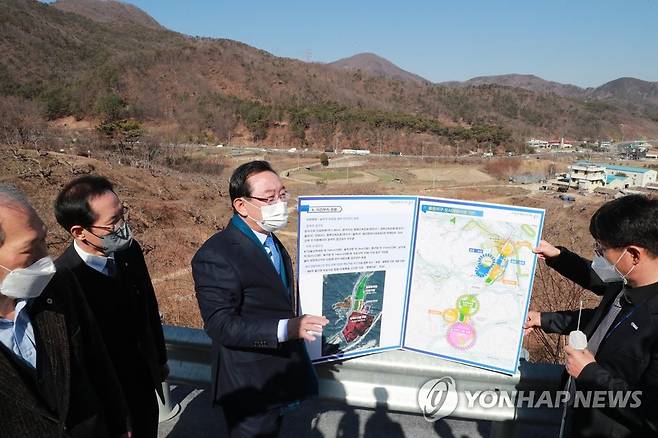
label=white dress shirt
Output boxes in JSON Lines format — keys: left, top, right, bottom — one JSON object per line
{"left": 73, "top": 240, "right": 114, "bottom": 276}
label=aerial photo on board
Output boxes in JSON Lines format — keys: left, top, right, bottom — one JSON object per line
{"left": 322, "top": 270, "right": 385, "bottom": 357}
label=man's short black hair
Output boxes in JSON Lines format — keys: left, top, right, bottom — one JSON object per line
{"left": 229, "top": 161, "right": 277, "bottom": 212}
{"left": 590, "top": 194, "right": 658, "bottom": 256}
{"left": 54, "top": 175, "right": 115, "bottom": 232}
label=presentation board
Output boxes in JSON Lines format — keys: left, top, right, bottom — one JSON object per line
{"left": 297, "top": 195, "right": 544, "bottom": 375}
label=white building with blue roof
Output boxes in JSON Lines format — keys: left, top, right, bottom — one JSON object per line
{"left": 604, "top": 164, "right": 657, "bottom": 188}
{"left": 567, "top": 161, "right": 657, "bottom": 191}
{"left": 605, "top": 174, "right": 630, "bottom": 189}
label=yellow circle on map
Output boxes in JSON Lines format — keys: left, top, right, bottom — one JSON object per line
{"left": 443, "top": 308, "right": 458, "bottom": 323}
{"left": 501, "top": 242, "right": 514, "bottom": 256}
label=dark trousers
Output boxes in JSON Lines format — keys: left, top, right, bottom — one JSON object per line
{"left": 123, "top": 376, "right": 159, "bottom": 438}
{"left": 567, "top": 407, "right": 634, "bottom": 438}
{"left": 223, "top": 406, "right": 283, "bottom": 438}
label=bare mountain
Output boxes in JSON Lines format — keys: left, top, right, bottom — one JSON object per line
{"left": 52, "top": 0, "right": 163, "bottom": 30}
{"left": 592, "top": 77, "right": 658, "bottom": 106}
{"left": 328, "top": 53, "right": 430, "bottom": 84}
{"left": 442, "top": 74, "right": 658, "bottom": 109}
{"left": 441, "top": 74, "right": 588, "bottom": 98}
{"left": 2, "top": 0, "right": 657, "bottom": 149}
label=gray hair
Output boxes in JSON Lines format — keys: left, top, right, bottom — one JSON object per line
{"left": 0, "top": 184, "right": 32, "bottom": 247}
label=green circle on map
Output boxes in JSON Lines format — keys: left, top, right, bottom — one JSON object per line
{"left": 456, "top": 294, "right": 480, "bottom": 316}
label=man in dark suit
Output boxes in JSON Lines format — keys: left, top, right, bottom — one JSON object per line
{"left": 54, "top": 176, "right": 168, "bottom": 438}
{"left": 192, "top": 160, "right": 328, "bottom": 437}
{"left": 525, "top": 195, "right": 658, "bottom": 437}
{"left": 0, "top": 184, "right": 130, "bottom": 437}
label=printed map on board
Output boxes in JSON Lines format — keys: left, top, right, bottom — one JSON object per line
{"left": 404, "top": 201, "right": 541, "bottom": 372}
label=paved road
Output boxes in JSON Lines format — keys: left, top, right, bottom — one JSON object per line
{"left": 157, "top": 385, "right": 560, "bottom": 437}
{"left": 157, "top": 385, "right": 491, "bottom": 438}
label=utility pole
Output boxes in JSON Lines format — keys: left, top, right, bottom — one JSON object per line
{"left": 620, "top": 124, "right": 625, "bottom": 143}
{"left": 432, "top": 156, "right": 437, "bottom": 189}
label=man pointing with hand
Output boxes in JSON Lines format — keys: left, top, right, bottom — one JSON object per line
{"left": 524, "top": 195, "right": 658, "bottom": 437}
{"left": 193, "top": 160, "right": 328, "bottom": 437}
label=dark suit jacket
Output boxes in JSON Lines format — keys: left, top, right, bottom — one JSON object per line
{"left": 0, "top": 268, "right": 129, "bottom": 438}
{"left": 192, "top": 217, "right": 317, "bottom": 418}
{"left": 541, "top": 247, "right": 658, "bottom": 437}
{"left": 56, "top": 240, "right": 167, "bottom": 403}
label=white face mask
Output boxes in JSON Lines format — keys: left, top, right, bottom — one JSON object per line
{"left": 591, "top": 249, "right": 635, "bottom": 284}
{"left": 0, "top": 256, "right": 57, "bottom": 299}
{"left": 244, "top": 199, "right": 289, "bottom": 233}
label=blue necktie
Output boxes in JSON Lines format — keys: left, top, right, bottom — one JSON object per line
{"left": 264, "top": 235, "right": 281, "bottom": 275}
{"left": 105, "top": 258, "right": 117, "bottom": 278}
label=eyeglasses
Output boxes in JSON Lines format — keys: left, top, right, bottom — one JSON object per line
{"left": 90, "top": 206, "right": 129, "bottom": 234}
{"left": 247, "top": 190, "right": 290, "bottom": 205}
{"left": 594, "top": 242, "right": 608, "bottom": 257}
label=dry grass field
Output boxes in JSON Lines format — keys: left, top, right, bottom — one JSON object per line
{"left": 1, "top": 144, "right": 610, "bottom": 362}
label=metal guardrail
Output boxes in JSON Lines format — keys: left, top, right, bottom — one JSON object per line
{"left": 164, "top": 325, "right": 213, "bottom": 387}
{"left": 164, "top": 325, "right": 563, "bottom": 432}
